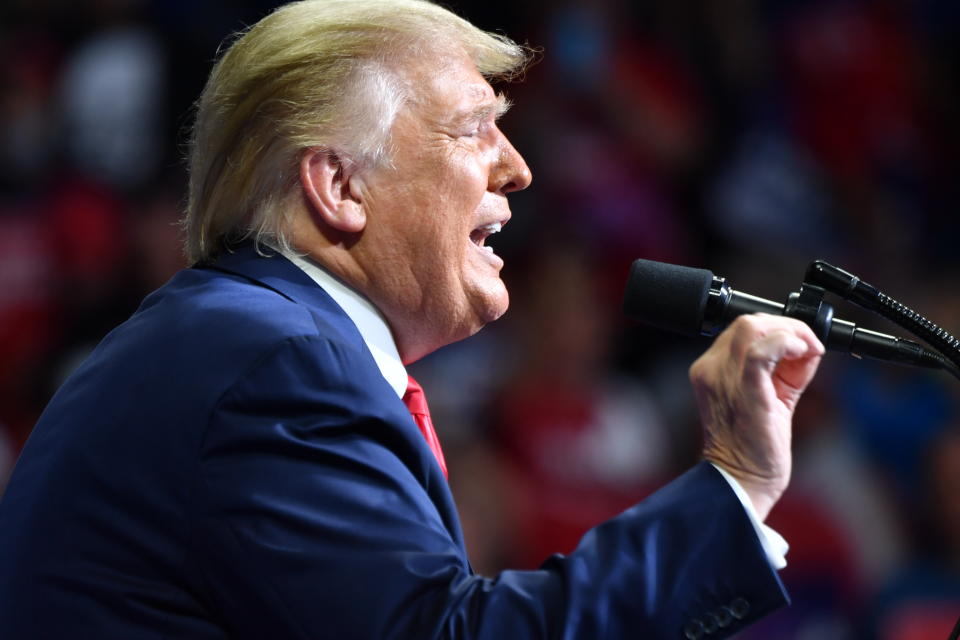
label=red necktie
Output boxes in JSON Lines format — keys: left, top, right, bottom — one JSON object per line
{"left": 403, "top": 375, "right": 448, "bottom": 479}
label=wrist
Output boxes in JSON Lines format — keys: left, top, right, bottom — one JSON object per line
{"left": 703, "top": 456, "right": 788, "bottom": 521}
{"left": 737, "top": 480, "right": 781, "bottom": 522}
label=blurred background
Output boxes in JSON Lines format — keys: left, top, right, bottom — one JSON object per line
{"left": 1, "top": 0, "right": 959, "bottom": 636}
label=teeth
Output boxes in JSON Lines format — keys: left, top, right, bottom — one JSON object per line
{"left": 470, "top": 221, "right": 504, "bottom": 251}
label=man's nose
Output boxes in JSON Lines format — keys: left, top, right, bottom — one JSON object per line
{"left": 491, "top": 135, "right": 532, "bottom": 194}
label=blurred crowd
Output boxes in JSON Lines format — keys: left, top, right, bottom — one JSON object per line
{"left": 1, "top": 0, "right": 959, "bottom": 637}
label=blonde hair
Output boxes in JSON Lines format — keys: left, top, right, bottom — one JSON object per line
{"left": 183, "top": 0, "right": 531, "bottom": 263}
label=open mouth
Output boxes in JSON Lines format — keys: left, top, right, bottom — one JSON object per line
{"left": 469, "top": 221, "right": 503, "bottom": 253}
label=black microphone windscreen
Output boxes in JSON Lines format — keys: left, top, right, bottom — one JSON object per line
{"left": 623, "top": 259, "right": 713, "bottom": 337}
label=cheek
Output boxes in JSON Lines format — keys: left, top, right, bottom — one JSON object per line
{"left": 379, "top": 146, "right": 491, "bottom": 265}
{"left": 441, "top": 144, "right": 490, "bottom": 196}
{"left": 435, "top": 171, "right": 488, "bottom": 245}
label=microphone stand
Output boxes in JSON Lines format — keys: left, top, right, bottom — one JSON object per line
{"left": 799, "top": 261, "right": 960, "bottom": 640}
{"left": 778, "top": 277, "right": 960, "bottom": 380}
{"left": 805, "top": 261, "right": 960, "bottom": 379}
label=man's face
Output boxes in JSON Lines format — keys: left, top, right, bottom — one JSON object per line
{"left": 353, "top": 53, "right": 531, "bottom": 362}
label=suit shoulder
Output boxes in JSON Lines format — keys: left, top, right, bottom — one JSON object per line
{"left": 136, "top": 265, "right": 364, "bottom": 355}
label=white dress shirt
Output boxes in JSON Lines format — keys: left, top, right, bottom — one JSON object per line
{"left": 281, "top": 249, "right": 408, "bottom": 398}
{"left": 279, "top": 247, "right": 788, "bottom": 569}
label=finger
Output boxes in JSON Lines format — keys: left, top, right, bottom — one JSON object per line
{"left": 745, "top": 329, "right": 809, "bottom": 367}
{"left": 750, "top": 314, "right": 825, "bottom": 356}
{"left": 774, "top": 346, "right": 823, "bottom": 395}
{"left": 741, "top": 327, "right": 822, "bottom": 395}
{"left": 755, "top": 318, "right": 825, "bottom": 392}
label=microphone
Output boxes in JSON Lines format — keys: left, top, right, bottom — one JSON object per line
{"left": 622, "top": 258, "right": 946, "bottom": 370}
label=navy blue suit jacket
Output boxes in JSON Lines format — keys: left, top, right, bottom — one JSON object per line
{"left": 0, "top": 244, "right": 788, "bottom": 638}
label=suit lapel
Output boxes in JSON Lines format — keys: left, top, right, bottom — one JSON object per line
{"left": 199, "top": 243, "right": 469, "bottom": 554}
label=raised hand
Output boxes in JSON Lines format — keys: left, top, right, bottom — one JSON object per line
{"left": 690, "top": 313, "right": 824, "bottom": 521}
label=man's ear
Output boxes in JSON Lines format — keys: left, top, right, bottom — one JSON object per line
{"left": 299, "top": 148, "right": 367, "bottom": 234}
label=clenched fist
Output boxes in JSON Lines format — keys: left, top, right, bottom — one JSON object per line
{"left": 690, "top": 313, "right": 824, "bottom": 521}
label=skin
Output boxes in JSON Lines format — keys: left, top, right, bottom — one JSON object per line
{"left": 293, "top": 50, "right": 531, "bottom": 364}
{"left": 290, "top": 49, "right": 824, "bottom": 521}
{"left": 692, "top": 314, "right": 824, "bottom": 520}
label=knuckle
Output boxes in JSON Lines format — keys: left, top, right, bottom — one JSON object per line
{"left": 730, "top": 314, "right": 758, "bottom": 331}
{"left": 744, "top": 341, "right": 770, "bottom": 364}
{"left": 689, "top": 359, "right": 705, "bottom": 382}
{"left": 689, "top": 357, "right": 717, "bottom": 388}
{"left": 732, "top": 314, "right": 767, "bottom": 340}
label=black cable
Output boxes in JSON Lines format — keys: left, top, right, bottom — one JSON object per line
{"left": 929, "top": 350, "right": 960, "bottom": 381}
{"left": 871, "top": 292, "right": 960, "bottom": 373}
{"left": 806, "top": 261, "right": 960, "bottom": 377}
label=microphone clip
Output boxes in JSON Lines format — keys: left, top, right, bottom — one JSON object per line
{"left": 702, "top": 276, "right": 731, "bottom": 337}
{"left": 783, "top": 283, "right": 833, "bottom": 345}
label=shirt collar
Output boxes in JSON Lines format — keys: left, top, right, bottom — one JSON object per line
{"left": 278, "top": 248, "right": 408, "bottom": 399}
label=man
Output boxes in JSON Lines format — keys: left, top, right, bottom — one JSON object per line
{"left": 0, "top": 1, "right": 824, "bottom": 638}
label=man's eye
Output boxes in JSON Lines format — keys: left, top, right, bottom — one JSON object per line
{"left": 463, "top": 121, "right": 491, "bottom": 138}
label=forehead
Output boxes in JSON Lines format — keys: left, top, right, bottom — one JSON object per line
{"left": 406, "top": 54, "right": 497, "bottom": 115}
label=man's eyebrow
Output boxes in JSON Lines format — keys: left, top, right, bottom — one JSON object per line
{"left": 458, "top": 93, "right": 513, "bottom": 124}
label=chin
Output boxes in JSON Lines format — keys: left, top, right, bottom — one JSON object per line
{"left": 469, "top": 284, "right": 510, "bottom": 330}
{"left": 403, "top": 284, "right": 508, "bottom": 363}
